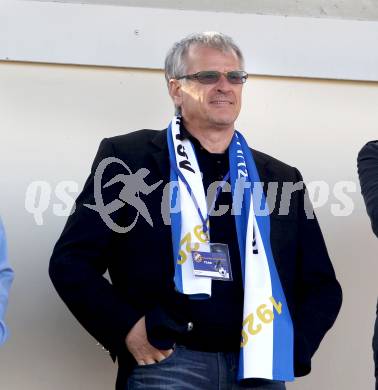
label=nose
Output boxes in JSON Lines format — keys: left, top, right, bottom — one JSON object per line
{"left": 215, "top": 73, "right": 232, "bottom": 92}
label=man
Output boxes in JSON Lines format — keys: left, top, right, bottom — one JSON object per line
{"left": 49, "top": 32, "right": 342, "bottom": 389}
{"left": 358, "top": 141, "right": 378, "bottom": 390}
{"left": 0, "top": 217, "right": 14, "bottom": 346}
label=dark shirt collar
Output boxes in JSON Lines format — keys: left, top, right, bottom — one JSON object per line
{"left": 179, "top": 123, "right": 229, "bottom": 157}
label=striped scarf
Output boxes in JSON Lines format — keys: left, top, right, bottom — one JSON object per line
{"left": 167, "top": 116, "right": 294, "bottom": 381}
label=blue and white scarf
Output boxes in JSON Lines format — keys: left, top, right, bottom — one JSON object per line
{"left": 167, "top": 116, "right": 294, "bottom": 382}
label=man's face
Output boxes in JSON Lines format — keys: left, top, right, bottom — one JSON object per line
{"left": 169, "top": 45, "right": 244, "bottom": 131}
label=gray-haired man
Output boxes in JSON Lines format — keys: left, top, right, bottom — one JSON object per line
{"left": 50, "top": 32, "right": 342, "bottom": 389}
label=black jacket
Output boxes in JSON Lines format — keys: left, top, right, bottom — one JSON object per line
{"left": 49, "top": 129, "right": 342, "bottom": 388}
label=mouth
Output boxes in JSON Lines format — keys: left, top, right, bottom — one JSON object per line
{"left": 209, "top": 100, "right": 233, "bottom": 105}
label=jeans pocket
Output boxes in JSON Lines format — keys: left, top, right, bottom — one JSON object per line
{"left": 135, "top": 344, "right": 180, "bottom": 369}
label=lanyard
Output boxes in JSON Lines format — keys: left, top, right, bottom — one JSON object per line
{"left": 170, "top": 157, "right": 230, "bottom": 238}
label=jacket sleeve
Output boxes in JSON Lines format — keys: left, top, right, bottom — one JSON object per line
{"left": 0, "top": 218, "right": 14, "bottom": 346}
{"left": 357, "top": 141, "right": 378, "bottom": 237}
{"left": 292, "top": 168, "right": 342, "bottom": 376}
{"left": 49, "top": 138, "right": 143, "bottom": 358}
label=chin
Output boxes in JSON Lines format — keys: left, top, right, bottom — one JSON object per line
{"left": 209, "top": 114, "right": 237, "bottom": 128}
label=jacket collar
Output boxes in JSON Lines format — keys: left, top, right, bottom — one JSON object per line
{"left": 149, "top": 127, "right": 270, "bottom": 183}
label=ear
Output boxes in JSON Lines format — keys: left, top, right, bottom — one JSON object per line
{"left": 168, "top": 79, "right": 183, "bottom": 108}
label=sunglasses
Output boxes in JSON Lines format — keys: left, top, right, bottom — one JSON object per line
{"left": 176, "top": 70, "right": 248, "bottom": 85}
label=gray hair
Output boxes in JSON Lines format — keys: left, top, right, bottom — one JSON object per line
{"left": 164, "top": 31, "right": 245, "bottom": 84}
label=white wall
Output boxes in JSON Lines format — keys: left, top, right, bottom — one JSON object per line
{"left": 28, "top": 0, "right": 378, "bottom": 21}
{"left": 2, "top": 2, "right": 378, "bottom": 81}
{"left": 0, "top": 61, "right": 377, "bottom": 389}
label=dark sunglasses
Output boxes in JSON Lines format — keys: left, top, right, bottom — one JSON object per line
{"left": 176, "top": 70, "right": 248, "bottom": 85}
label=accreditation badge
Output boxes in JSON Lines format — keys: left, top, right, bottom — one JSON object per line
{"left": 191, "top": 243, "right": 232, "bottom": 281}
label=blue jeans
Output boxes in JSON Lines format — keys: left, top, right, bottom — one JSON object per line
{"left": 126, "top": 345, "right": 286, "bottom": 389}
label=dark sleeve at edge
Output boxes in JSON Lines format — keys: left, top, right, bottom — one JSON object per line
{"left": 357, "top": 141, "right": 378, "bottom": 237}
